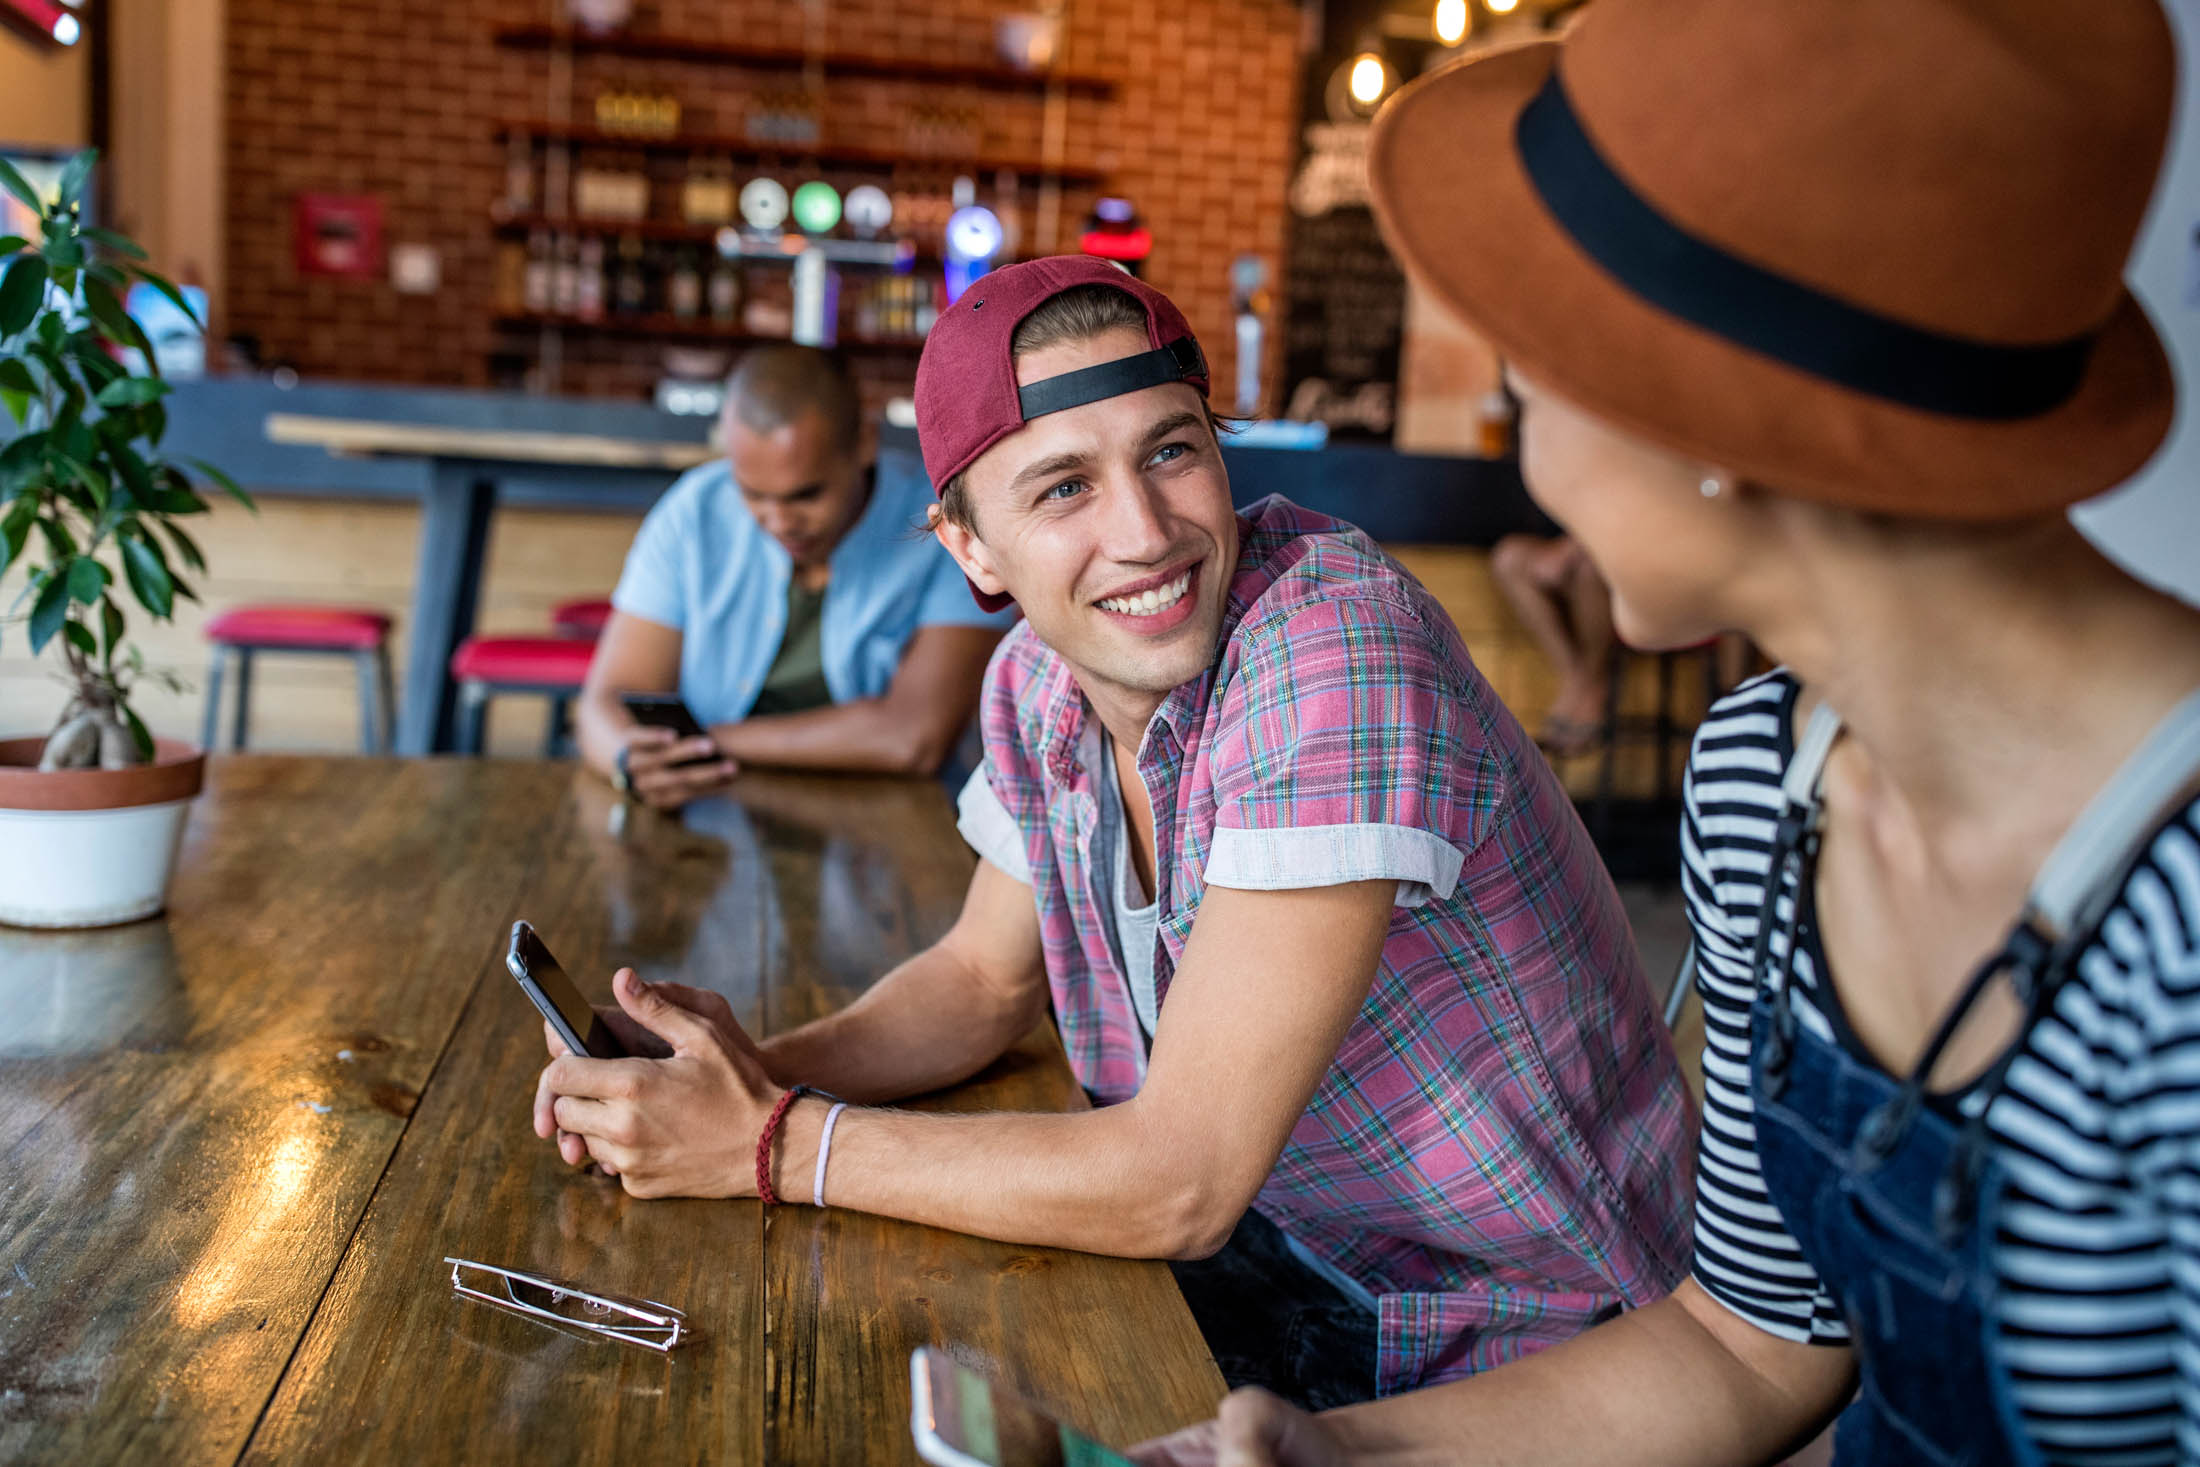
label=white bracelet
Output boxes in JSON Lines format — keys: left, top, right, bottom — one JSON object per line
{"left": 812, "top": 1102, "right": 848, "bottom": 1208}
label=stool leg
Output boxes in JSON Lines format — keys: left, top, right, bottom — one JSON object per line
{"left": 377, "top": 644, "right": 396, "bottom": 754}
{"left": 356, "top": 651, "right": 381, "bottom": 755}
{"left": 1654, "top": 651, "right": 1678, "bottom": 805}
{"left": 230, "top": 649, "right": 254, "bottom": 751}
{"left": 1591, "top": 651, "right": 1625, "bottom": 847}
{"left": 200, "top": 648, "right": 226, "bottom": 751}
{"left": 458, "top": 682, "right": 489, "bottom": 756}
{"left": 545, "top": 695, "right": 571, "bottom": 759}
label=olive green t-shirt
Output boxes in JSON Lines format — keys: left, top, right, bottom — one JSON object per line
{"left": 749, "top": 580, "right": 833, "bottom": 717}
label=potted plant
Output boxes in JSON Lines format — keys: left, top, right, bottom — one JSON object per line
{"left": 0, "top": 149, "right": 252, "bottom": 928}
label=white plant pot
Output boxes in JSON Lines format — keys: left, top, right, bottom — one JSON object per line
{"left": 0, "top": 737, "right": 206, "bottom": 930}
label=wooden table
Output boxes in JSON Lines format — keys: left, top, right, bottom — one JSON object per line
{"left": 0, "top": 758, "right": 1223, "bottom": 1463}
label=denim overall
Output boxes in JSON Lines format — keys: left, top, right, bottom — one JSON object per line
{"left": 1735, "top": 694, "right": 2200, "bottom": 1467}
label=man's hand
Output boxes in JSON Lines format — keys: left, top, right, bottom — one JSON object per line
{"left": 533, "top": 968, "right": 780, "bottom": 1196}
{"left": 619, "top": 725, "right": 738, "bottom": 810}
{"left": 1131, "top": 1390, "right": 1350, "bottom": 1467}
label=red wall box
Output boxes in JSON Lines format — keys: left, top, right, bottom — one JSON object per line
{"left": 293, "top": 194, "right": 385, "bottom": 279}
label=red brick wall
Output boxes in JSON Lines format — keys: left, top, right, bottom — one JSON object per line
{"left": 223, "top": 0, "right": 1302, "bottom": 409}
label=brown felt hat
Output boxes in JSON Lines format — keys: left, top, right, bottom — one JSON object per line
{"left": 1366, "top": 0, "right": 2177, "bottom": 519}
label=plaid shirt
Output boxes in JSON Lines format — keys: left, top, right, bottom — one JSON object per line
{"left": 961, "top": 496, "right": 1695, "bottom": 1394}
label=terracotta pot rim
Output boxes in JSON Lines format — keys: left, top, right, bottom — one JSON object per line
{"left": 0, "top": 736, "right": 207, "bottom": 812}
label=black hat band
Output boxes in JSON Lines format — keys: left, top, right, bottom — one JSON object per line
{"left": 1515, "top": 69, "right": 2096, "bottom": 421}
{"left": 1016, "top": 336, "right": 1208, "bottom": 420}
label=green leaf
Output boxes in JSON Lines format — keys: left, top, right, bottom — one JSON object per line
{"left": 82, "top": 226, "right": 147, "bottom": 262}
{"left": 0, "top": 236, "right": 26, "bottom": 256}
{"left": 61, "top": 619, "right": 96, "bottom": 657}
{"left": 129, "top": 268, "right": 203, "bottom": 330}
{"left": 37, "top": 515, "right": 77, "bottom": 559}
{"left": 99, "top": 595, "right": 124, "bottom": 663}
{"left": 120, "top": 702, "right": 154, "bottom": 762}
{"left": 65, "top": 554, "right": 107, "bottom": 603}
{"left": 0, "top": 157, "right": 43, "bottom": 218}
{"left": 28, "top": 573, "right": 69, "bottom": 654}
{"left": 188, "top": 457, "right": 255, "bottom": 511}
{"left": 0, "top": 498, "right": 30, "bottom": 576}
{"left": 160, "top": 520, "right": 206, "bottom": 573}
{"left": 119, "top": 532, "right": 174, "bottom": 617}
{"left": 0, "top": 429, "right": 47, "bottom": 494}
{"left": 0, "top": 388, "right": 24, "bottom": 424}
{"left": 56, "top": 150, "right": 96, "bottom": 211}
{"left": 96, "top": 376, "right": 170, "bottom": 408}
{"left": 37, "top": 233, "right": 83, "bottom": 270}
{"left": 0, "top": 358, "right": 33, "bottom": 394}
{"left": 0, "top": 254, "right": 49, "bottom": 337}
{"left": 103, "top": 439, "right": 154, "bottom": 506}
{"left": 81, "top": 276, "right": 137, "bottom": 347}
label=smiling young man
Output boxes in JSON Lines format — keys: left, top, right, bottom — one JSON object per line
{"left": 535, "top": 258, "right": 1694, "bottom": 1404}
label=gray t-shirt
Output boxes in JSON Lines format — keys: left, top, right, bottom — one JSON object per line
{"left": 1092, "top": 733, "right": 1161, "bottom": 1039}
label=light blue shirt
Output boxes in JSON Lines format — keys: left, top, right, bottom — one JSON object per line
{"left": 610, "top": 454, "right": 1011, "bottom": 724}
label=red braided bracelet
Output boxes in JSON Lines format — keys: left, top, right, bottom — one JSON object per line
{"left": 754, "top": 1085, "right": 809, "bottom": 1206}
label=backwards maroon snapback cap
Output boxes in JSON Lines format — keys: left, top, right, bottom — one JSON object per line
{"left": 914, "top": 256, "right": 1210, "bottom": 611}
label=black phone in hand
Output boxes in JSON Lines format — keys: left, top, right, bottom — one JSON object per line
{"left": 506, "top": 921, "right": 626, "bottom": 1059}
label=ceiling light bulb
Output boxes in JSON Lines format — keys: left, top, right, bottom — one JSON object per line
{"left": 1434, "top": 0, "right": 1468, "bottom": 45}
{"left": 1488, "top": 0, "right": 1520, "bottom": 12}
{"left": 1348, "top": 53, "right": 1387, "bottom": 106}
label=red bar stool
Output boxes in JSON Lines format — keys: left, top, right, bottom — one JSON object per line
{"left": 550, "top": 597, "right": 615, "bottom": 640}
{"left": 202, "top": 605, "right": 395, "bottom": 754}
{"left": 449, "top": 636, "right": 597, "bottom": 756}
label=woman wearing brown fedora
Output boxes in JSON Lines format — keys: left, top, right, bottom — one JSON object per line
{"left": 1134, "top": 0, "right": 2199, "bottom": 1464}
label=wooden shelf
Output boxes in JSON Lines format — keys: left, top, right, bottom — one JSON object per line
{"left": 494, "top": 119, "right": 1106, "bottom": 186}
{"left": 495, "top": 312, "right": 929, "bottom": 351}
{"left": 493, "top": 23, "right": 1118, "bottom": 98}
{"left": 488, "top": 213, "right": 919, "bottom": 263}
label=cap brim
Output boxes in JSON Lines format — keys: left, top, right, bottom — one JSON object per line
{"left": 1367, "top": 41, "right": 2174, "bottom": 519}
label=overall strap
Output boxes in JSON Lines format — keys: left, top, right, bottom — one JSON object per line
{"left": 2024, "top": 686, "right": 2200, "bottom": 943}
{"left": 1781, "top": 702, "right": 1845, "bottom": 815}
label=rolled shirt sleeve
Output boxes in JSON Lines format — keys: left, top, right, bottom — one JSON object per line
{"left": 1201, "top": 592, "right": 1478, "bottom": 908}
{"left": 957, "top": 765, "right": 1034, "bottom": 885}
{"left": 609, "top": 482, "right": 694, "bottom": 631}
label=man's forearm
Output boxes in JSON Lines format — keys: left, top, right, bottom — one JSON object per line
{"left": 710, "top": 698, "right": 951, "bottom": 776}
{"left": 772, "top": 1094, "right": 1229, "bottom": 1259}
{"left": 758, "top": 944, "right": 1044, "bottom": 1103}
{"left": 575, "top": 687, "right": 629, "bottom": 779}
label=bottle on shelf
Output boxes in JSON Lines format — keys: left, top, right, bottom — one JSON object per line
{"left": 501, "top": 133, "right": 535, "bottom": 220}
{"left": 707, "top": 254, "right": 742, "bottom": 323}
{"left": 666, "top": 248, "right": 703, "bottom": 320}
{"left": 522, "top": 229, "right": 554, "bottom": 313}
{"left": 614, "top": 235, "right": 649, "bottom": 316}
{"left": 552, "top": 233, "right": 581, "bottom": 315}
{"left": 576, "top": 236, "right": 606, "bottom": 322}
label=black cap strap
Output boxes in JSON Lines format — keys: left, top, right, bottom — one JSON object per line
{"left": 1515, "top": 69, "right": 2097, "bottom": 420}
{"left": 1016, "top": 336, "right": 1207, "bottom": 420}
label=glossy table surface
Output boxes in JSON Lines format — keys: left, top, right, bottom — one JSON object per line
{"left": 0, "top": 758, "right": 1224, "bottom": 1464}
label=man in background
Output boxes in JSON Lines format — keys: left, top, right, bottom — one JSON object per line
{"left": 578, "top": 346, "right": 1013, "bottom": 807}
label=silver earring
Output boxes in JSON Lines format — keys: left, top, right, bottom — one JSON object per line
{"left": 1700, "top": 477, "right": 1722, "bottom": 498}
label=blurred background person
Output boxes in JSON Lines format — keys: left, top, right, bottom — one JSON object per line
{"left": 576, "top": 347, "right": 1013, "bottom": 808}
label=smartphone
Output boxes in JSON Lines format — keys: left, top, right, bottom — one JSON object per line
{"left": 505, "top": 921, "right": 627, "bottom": 1060}
{"left": 621, "top": 691, "right": 709, "bottom": 742}
{"left": 910, "top": 1347, "right": 1135, "bottom": 1467}
{"left": 620, "top": 692, "right": 717, "bottom": 770}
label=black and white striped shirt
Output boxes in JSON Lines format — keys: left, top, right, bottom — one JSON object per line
{"left": 1683, "top": 673, "right": 2200, "bottom": 1465}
